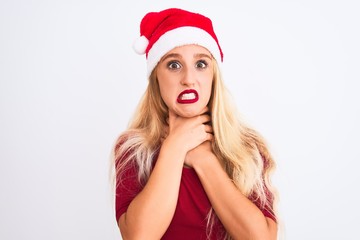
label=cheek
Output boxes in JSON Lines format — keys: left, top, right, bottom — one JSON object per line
{"left": 158, "top": 82, "right": 175, "bottom": 104}
{"left": 202, "top": 80, "right": 213, "bottom": 101}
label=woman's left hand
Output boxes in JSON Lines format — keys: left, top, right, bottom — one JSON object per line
{"left": 184, "top": 140, "right": 217, "bottom": 168}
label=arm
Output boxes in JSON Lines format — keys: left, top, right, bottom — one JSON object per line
{"left": 119, "top": 140, "right": 186, "bottom": 240}
{"left": 189, "top": 142, "right": 277, "bottom": 240}
{"left": 118, "top": 111, "right": 213, "bottom": 240}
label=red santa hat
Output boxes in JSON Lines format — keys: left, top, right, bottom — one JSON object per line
{"left": 132, "top": 8, "right": 224, "bottom": 77}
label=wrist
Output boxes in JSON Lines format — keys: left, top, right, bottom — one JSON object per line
{"left": 161, "top": 137, "right": 188, "bottom": 161}
{"left": 193, "top": 153, "right": 219, "bottom": 173}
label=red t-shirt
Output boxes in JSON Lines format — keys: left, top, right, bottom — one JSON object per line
{"left": 115, "top": 155, "right": 275, "bottom": 239}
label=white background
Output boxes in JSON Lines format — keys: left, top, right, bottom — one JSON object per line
{"left": 1, "top": 0, "right": 359, "bottom": 239}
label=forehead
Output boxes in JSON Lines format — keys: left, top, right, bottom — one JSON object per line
{"left": 165, "top": 44, "right": 212, "bottom": 57}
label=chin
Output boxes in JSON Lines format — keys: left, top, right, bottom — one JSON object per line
{"left": 177, "top": 109, "right": 203, "bottom": 118}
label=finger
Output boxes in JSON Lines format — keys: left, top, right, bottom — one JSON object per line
{"left": 204, "top": 124, "right": 213, "bottom": 134}
{"left": 198, "top": 113, "right": 212, "bottom": 124}
{"left": 205, "top": 133, "right": 214, "bottom": 142}
{"left": 199, "top": 106, "right": 210, "bottom": 115}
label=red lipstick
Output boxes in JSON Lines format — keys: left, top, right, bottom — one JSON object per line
{"left": 177, "top": 89, "right": 199, "bottom": 104}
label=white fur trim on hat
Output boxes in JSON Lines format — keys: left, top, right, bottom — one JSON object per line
{"left": 146, "top": 26, "right": 222, "bottom": 77}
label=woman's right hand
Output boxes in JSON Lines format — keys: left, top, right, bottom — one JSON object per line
{"left": 163, "top": 107, "right": 213, "bottom": 154}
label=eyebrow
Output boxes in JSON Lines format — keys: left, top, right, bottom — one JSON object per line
{"left": 160, "top": 52, "right": 212, "bottom": 62}
{"left": 161, "top": 53, "right": 180, "bottom": 62}
{"left": 195, "top": 53, "right": 212, "bottom": 60}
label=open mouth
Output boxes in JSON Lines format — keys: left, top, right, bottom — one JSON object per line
{"left": 177, "top": 89, "right": 199, "bottom": 104}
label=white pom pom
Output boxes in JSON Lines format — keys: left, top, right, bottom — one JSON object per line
{"left": 132, "top": 36, "right": 149, "bottom": 55}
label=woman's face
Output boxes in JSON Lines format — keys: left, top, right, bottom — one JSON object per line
{"left": 156, "top": 44, "right": 214, "bottom": 118}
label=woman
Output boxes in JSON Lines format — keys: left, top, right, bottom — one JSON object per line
{"left": 112, "top": 8, "right": 279, "bottom": 240}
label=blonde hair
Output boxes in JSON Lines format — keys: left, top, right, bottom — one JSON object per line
{"left": 111, "top": 59, "right": 279, "bottom": 239}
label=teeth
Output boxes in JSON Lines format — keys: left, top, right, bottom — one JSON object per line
{"left": 180, "top": 93, "right": 196, "bottom": 100}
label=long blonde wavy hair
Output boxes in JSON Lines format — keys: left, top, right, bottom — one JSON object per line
{"left": 111, "top": 58, "right": 279, "bottom": 239}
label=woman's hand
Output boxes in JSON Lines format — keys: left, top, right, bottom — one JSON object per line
{"left": 184, "top": 140, "right": 217, "bottom": 168}
{"left": 163, "top": 107, "right": 213, "bottom": 155}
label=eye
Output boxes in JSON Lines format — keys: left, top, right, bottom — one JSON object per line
{"left": 167, "top": 61, "right": 181, "bottom": 70}
{"left": 196, "top": 60, "right": 208, "bottom": 69}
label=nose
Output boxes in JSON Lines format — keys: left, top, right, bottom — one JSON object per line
{"left": 180, "top": 67, "right": 196, "bottom": 86}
